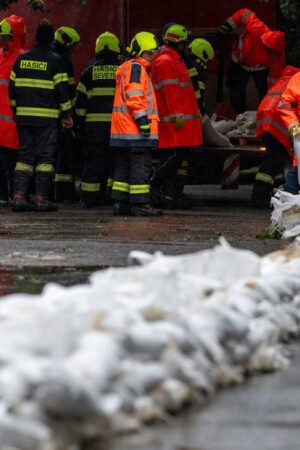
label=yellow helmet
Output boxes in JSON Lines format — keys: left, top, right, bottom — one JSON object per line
{"left": 54, "top": 26, "right": 81, "bottom": 48}
{"left": 0, "top": 19, "right": 13, "bottom": 37}
{"left": 95, "top": 31, "right": 121, "bottom": 54}
{"left": 163, "top": 23, "right": 189, "bottom": 43}
{"left": 189, "top": 38, "right": 214, "bottom": 63}
{"left": 127, "top": 31, "right": 158, "bottom": 56}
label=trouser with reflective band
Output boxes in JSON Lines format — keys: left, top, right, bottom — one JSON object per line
{"left": 0, "top": 146, "right": 17, "bottom": 201}
{"left": 252, "top": 132, "right": 290, "bottom": 201}
{"left": 55, "top": 125, "right": 76, "bottom": 201}
{"left": 151, "top": 147, "right": 189, "bottom": 198}
{"left": 14, "top": 123, "right": 57, "bottom": 199}
{"left": 227, "top": 60, "right": 268, "bottom": 114}
{"left": 112, "top": 147, "right": 152, "bottom": 204}
{"left": 81, "top": 126, "right": 113, "bottom": 207}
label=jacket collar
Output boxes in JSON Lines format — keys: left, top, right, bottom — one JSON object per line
{"left": 160, "top": 45, "right": 182, "bottom": 60}
{"left": 132, "top": 56, "right": 151, "bottom": 69}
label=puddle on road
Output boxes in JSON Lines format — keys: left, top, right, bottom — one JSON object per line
{"left": 0, "top": 266, "right": 106, "bottom": 296}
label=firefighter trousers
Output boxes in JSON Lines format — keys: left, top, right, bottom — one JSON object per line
{"left": 112, "top": 147, "right": 151, "bottom": 204}
{"left": 80, "top": 126, "right": 113, "bottom": 207}
{"left": 55, "top": 125, "right": 77, "bottom": 202}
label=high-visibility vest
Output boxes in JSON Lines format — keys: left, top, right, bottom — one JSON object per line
{"left": 152, "top": 45, "right": 202, "bottom": 148}
{"left": 256, "top": 66, "right": 300, "bottom": 156}
{"left": 110, "top": 57, "right": 159, "bottom": 148}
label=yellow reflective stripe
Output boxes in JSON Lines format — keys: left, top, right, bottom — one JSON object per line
{"left": 195, "top": 90, "right": 201, "bottom": 99}
{"left": 199, "top": 81, "right": 205, "bottom": 89}
{"left": 81, "top": 182, "right": 100, "bottom": 192}
{"left": 15, "top": 78, "right": 54, "bottom": 89}
{"left": 10, "top": 99, "right": 16, "bottom": 107}
{"left": 188, "top": 67, "right": 198, "bottom": 77}
{"left": 86, "top": 87, "right": 115, "bottom": 98}
{"left": 53, "top": 73, "right": 68, "bottom": 85}
{"left": 77, "top": 82, "right": 87, "bottom": 94}
{"left": 112, "top": 181, "right": 130, "bottom": 193}
{"left": 76, "top": 108, "right": 87, "bottom": 117}
{"left": 60, "top": 100, "right": 72, "bottom": 111}
{"left": 69, "top": 77, "right": 75, "bottom": 85}
{"left": 255, "top": 172, "right": 274, "bottom": 184}
{"left": 86, "top": 113, "right": 112, "bottom": 122}
{"left": 36, "top": 164, "right": 54, "bottom": 173}
{"left": 55, "top": 174, "right": 73, "bottom": 182}
{"left": 177, "top": 169, "right": 188, "bottom": 176}
{"left": 130, "top": 184, "right": 150, "bottom": 194}
{"left": 106, "top": 178, "right": 113, "bottom": 188}
{"left": 16, "top": 107, "right": 59, "bottom": 118}
{"left": 15, "top": 162, "right": 34, "bottom": 173}
{"left": 10, "top": 71, "right": 16, "bottom": 82}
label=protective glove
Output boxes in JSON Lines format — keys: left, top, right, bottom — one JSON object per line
{"left": 62, "top": 116, "right": 73, "bottom": 129}
{"left": 174, "top": 116, "right": 185, "bottom": 129}
{"left": 217, "top": 20, "right": 234, "bottom": 34}
{"left": 289, "top": 125, "right": 300, "bottom": 138}
{"left": 139, "top": 123, "right": 151, "bottom": 137}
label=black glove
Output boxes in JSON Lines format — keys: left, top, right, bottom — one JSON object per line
{"left": 217, "top": 20, "right": 233, "bottom": 34}
{"left": 136, "top": 115, "right": 150, "bottom": 137}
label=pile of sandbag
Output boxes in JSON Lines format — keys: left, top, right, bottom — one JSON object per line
{"left": 226, "top": 111, "right": 257, "bottom": 137}
{"left": 271, "top": 189, "right": 300, "bottom": 239}
{"left": 1, "top": 239, "right": 300, "bottom": 449}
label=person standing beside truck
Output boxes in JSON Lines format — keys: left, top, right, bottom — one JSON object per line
{"left": 218, "top": 8, "right": 286, "bottom": 114}
{"left": 9, "top": 20, "right": 72, "bottom": 212}
{"left": 110, "top": 31, "right": 162, "bottom": 217}
{"left": 151, "top": 23, "right": 202, "bottom": 209}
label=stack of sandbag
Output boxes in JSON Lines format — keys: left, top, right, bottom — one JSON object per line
{"left": 271, "top": 189, "right": 300, "bottom": 238}
{"left": 0, "top": 239, "right": 300, "bottom": 448}
{"left": 226, "top": 111, "right": 257, "bottom": 137}
{"left": 202, "top": 114, "right": 234, "bottom": 147}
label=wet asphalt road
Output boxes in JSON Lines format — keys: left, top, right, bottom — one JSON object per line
{"left": 0, "top": 185, "right": 297, "bottom": 449}
{"left": 0, "top": 185, "right": 285, "bottom": 295}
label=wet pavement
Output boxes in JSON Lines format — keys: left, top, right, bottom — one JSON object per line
{"left": 0, "top": 185, "right": 297, "bottom": 449}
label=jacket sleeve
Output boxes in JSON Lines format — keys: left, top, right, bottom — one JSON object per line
{"left": 75, "top": 70, "right": 88, "bottom": 124}
{"left": 8, "top": 61, "right": 18, "bottom": 112}
{"left": 223, "top": 9, "right": 269, "bottom": 37}
{"left": 152, "top": 58, "right": 185, "bottom": 117}
{"left": 123, "top": 61, "right": 148, "bottom": 122}
{"left": 52, "top": 57, "right": 72, "bottom": 118}
{"left": 276, "top": 74, "right": 300, "bottom": 131}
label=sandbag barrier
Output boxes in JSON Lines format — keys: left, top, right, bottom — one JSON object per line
{"left": 0, "top": 238, "right": 300, "bottom": 449}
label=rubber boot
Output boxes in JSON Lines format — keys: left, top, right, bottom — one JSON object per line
{"left": 12, "top": 171, "right": 34, "bottom": 212}
{"left": 55, "top": 178, "right": 77, "bottom": 203}
{"left": 35, "top": 172, "right": 58, "bottom": 212}
{"left": 131, "top": 203, "right": 163, "bottom": 217}
{"left": 80, "top": 187, "right": 101, "bottom": 209}
{"left": 113, "top": 201, "right": 131, "bottom": 216}
{"left": 251, "top": 182, "right": 272, "bottom": 208}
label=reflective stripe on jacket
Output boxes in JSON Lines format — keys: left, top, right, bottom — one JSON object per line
{"left": 110, "top": 57, "right": 159, "bottom": 148}
{"left": 257, "top": 66, "right": 300, "bottom": 156}
{"left": 75, "top": 55, "right": 118, "bottom": 128}
{"left": 151, "top": 45, "right": 202, "bottom": 148}
{"left": 228, "top": 9, "right": 285, "bottom": 87}
{"left": 9, "top": 46, "right": 71, "bottom": 126}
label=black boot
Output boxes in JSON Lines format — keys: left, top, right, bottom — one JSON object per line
{"left": 251, "top": 182, "right": 272, "bottom": 208}
{"left": 113, "top": 201, "right": 131, "bottom": 216}
{"left": 131, "top": 203, "right": 163, "bottom": 217}
{"left": 12, "top": 171, "right": 34, "bottom": 212}
{"left": 35, "top": 172, "right": 58, "bottom": 212}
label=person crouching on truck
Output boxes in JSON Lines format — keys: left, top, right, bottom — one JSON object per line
{"left": 110, "top": 32, "right": 162, "bottom": 217}
{"left": 52, "top": 26, "right": 81, "bottom": 203}
{"left": 9, "top": 20, "right": 72, "bottom": 212}
{"left": 252, "top": 66, "right": 300, "bottom": 207}
{"left": 151, "top": 23, "right": 202, "bottom": 209}
{"left": 218, "top": 8, "right": 285, "bottom": 114}
{"left": 275, "top": 70, "right": 300, "bottom": 197}
{"left": 0, "top": 16, "right": 26, "bottom": 206}
{"left": 75, "top": 32, "right": 121, "bottom": 208}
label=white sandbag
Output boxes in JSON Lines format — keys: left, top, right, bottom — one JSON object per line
{"left": 0, "top": 414, "right": 53, "bottom": 450}
{"left": 120, "top": 360, "right": 170, "bottom": 393}
{"left": 202, "top": 115, "right": 233, "bottom": 147}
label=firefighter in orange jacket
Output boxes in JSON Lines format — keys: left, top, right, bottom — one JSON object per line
{"left": 218, "top": 8, "right": 285, "bottom": 114}
{"left": 276, "top": 72, "right": 300, "bottom": 195}
{"left": 252, "top": 66, "right": 299, "bottom": 206}
{"left": 151, "top": 23, "right": 202, "bottom": 209}
{"left": 110, "top": 32, "right": 162, "bottom": 217}
{"left": 0, "top": 16, "right": 26, "bottom": 205}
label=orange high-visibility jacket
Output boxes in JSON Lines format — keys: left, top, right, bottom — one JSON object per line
{"left": 110, "top": 57, "right": 159, "bottom": 148}
{"left": 256, "top": 66, "right": 300, "bottom": 156}
{"left": 0, "top": 15, "right": 26, "bottom": 150}
{"left": 227, "top": 8, "right": 285, "bottom": 87}
{"left": 151, "top": 45, "right": 202, "bottom": 149}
